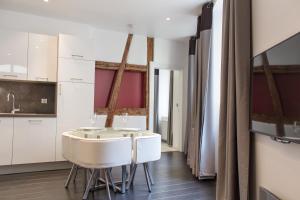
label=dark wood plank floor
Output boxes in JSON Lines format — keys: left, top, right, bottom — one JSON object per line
{"left": 0, "top": 152, "right": 216, "bottom": 200}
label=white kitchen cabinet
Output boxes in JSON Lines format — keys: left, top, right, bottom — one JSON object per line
{"left": 12, "top": 118, "right": 56, "bottom": 164}
{"left": 58, "top": 58, "right": 95, "bottom": 83}
{"left": 28, "top": 33, "right": 58, "bottom": 82}
{"left": 0, "top": 118, "right": 13, "bottom": 166}
{"left": 0, "top": 30, "right": 28, "bottom": 80}
{"left": 58, "top": 34, "right": 95, "bottom": 61}
{"left": 56, "top": 82, "right": 94, "bottom": 161}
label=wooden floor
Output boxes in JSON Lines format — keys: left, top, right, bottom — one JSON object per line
{"left": 0, "top": 152, "right": 216, "bottom": 200}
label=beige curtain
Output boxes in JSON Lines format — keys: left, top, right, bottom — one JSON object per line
{"left": 217, "top": 0, "right": 251, "bottom": 199}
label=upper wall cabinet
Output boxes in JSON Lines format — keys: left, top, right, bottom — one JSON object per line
{"left": 0, "top": 30, "right": 28, "bottom": 80}
{"left": 58, "top": 34, "right": 95, "bottom": 61}
{"left": 58, "top": 58, "right": 95, "bottom": 83}
{"left": 28, "top": 33, "right": 58, "bottom": 82}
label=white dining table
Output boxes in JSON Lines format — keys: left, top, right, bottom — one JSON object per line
{"left": 69, "top": 127, "right": 155, "bottom": 139}
{"left": 62, "top": 128, "right": 158, "bottom": 195}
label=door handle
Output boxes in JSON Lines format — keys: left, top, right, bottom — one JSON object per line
{"left": 59, "top": 84, "right": 62, "bottom": 96}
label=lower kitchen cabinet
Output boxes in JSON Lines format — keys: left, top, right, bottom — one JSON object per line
{"left": 0, "top": 118, "right": 14, "bottom": 166}
{"left": 12, "top": 118, "right": 56, "bottom": 165}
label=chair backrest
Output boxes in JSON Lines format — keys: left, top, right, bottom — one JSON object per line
{"left": 62, "top": 132, "right": 132, "bottom": 169}
{"left": 112, "top": 115, "right": 147, "bottom": 130}
{"left": 132, "top": 134, "right": 161, "bottom": 164}
{"left": 94, "top": 115, "right": 107, "bottom": 128}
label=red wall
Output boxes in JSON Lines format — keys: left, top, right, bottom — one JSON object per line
{"left": 117, "top": 71, "right": 145, "bottom": 108}
{"left": 94, "top": 69, "right": 115, "bottom": 108}
{"left": 94, "top": 69, "right": 145, "bottom": 109}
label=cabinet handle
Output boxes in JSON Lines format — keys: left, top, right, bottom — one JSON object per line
{"left": 3, "top": 74, "right": 18, "bottom": 78}
{"left": 59, "top": 84, "right": 62, "bottom": 96}
{"left": 28, "top": 120, "right": 42, "bottom": 124}
{"left": 36, "top": 77, "right": 48, "bottom": 81}
{"left": 72, "top": 54, "right": 84, "bottom": 58}
{"left": 70, "top": 78, "right": 83, "bottom": 81}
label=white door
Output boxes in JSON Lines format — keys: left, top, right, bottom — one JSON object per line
{"left": 172, "top": 70, "right": 183, "bottom": 151}
{"left": 0, "top": 30, "right": 28, "bottom": 80}
{"left": 12, "top": 118, "right": 56, "bottom": 164}
{"left": 28, "top": 33, "right": 58, "bottom": 82}
{"left": 0, "top": 118, "right": 13, "bottom": 166}
{"left": 58, "top": 58, "right": 95, "bottom": 83}
{"left": 56, "top": 82, "right": 94, "bottom": 161}
{"left": 58, "top": 34, "right": 94, "bottom": 61}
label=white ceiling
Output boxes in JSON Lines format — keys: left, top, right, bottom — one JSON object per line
{"left": 0, "top": 0, "right": 208, "bottom": 40}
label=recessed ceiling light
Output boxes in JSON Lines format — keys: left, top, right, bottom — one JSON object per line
{"left": 166, "top": 17, "right": 171, "bottom": 21}
{"left": 43, "top": 0, "right": 49, "bottom": 2}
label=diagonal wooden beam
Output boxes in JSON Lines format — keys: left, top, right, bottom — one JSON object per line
{"left": 146, "top": 37, "right": 154, "bottom": 129}
{"left": 105, "top": 34, "right": 133, "bottom": 127}
{"left": 262, "top": 52, "right": 284, "bottom": 136}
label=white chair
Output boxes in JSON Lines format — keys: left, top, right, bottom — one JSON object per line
{"left": 127, "top": 134, "right": 161, "bottom": 192}
{"left": 112, "top": 115, "right": 147, "bottom": 130}
{"left": 62, "top": 132, "right": 132, "bottom": 200}
{"left": 63, "top": 116, "right": 106, "bottom": 187}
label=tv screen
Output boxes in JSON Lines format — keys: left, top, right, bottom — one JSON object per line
{"left": 251, "top": 32, "right": 300, "bottom": 143}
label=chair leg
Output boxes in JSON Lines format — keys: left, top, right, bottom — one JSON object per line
{"left": 73, "top": 165, "right": 79, "bottom": 183}
{"left": 107, "top": 168, "right": 117, "bottom": 192}
{"left": 126, "top": 164, "right": 137, "bottom": 190}
{"left": 145, "top": 163, "right": 154, "bottom": 185}
{"left": 82, "top": 169, "right": 96, "bottom": 200}
{"left": 65, "top": 164, "right": 76, "bottom": 188}
{"left": 143, "top": 163, "right": 152, "bottom": 192}
{"left": 121, "top": 165, "right": 127, "bottom": 194}
{"left": 104, "top": 169, "right": 112, "bottom": 200}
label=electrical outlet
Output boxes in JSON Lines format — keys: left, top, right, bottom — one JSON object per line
{"left": 41, "top": 98, "right": 48, "bottom": 104}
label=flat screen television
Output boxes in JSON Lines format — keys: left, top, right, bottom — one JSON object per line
{"left": 251, "top": 32, "right": 300, "bottom": 144}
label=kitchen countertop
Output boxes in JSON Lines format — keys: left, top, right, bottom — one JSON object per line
{"left": 0, "top": 113, "right": 57, "bottom": 117}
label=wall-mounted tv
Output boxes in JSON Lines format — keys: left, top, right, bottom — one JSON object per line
{"left": 251, "top": 32, "right": 300, "bottom": 143}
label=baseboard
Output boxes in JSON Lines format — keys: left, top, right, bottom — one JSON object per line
{"left": 0, "top": 161, "right": 72, "bottom": 175}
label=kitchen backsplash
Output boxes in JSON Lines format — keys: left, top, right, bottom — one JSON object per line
{"left": 0, "top": 80, "right": 56, "bottom": 114}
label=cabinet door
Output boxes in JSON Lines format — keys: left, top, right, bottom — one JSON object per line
{"left": 58, "top": 34, "right": 94, "bottom": 61}
{"left": 0, "top": 118, "right": 13, "bottom": 166}
{"left": 28, "top": 33, "right": 58, "bottom": 82}
{"left": 56, "top": 82, "right": 94, "bottom": 161}
{"left": 13, "top": 118, "right": 56, "bottom": 164}
{"left": 58, "top": 58, "right": 95, "bottom": 83}
{"left": 0, "top": 30, "right": 28, "bottom": 80}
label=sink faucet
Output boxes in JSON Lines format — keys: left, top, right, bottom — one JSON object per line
{"left": 7, "top": 92, "right": 20, "bottom": 114}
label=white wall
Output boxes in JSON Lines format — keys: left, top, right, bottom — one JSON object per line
{"left": 153, "top": 38, "right": 188, "bottom": 70}
{"left": 252, "top": 0, "right": 300, "bottom": 56}
{"left": 252, "top": 0, "right": 300, "bottom": 200}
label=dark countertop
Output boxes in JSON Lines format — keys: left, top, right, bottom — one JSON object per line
{"left": 0, "top": 113, "right": 57, "bottom": 118}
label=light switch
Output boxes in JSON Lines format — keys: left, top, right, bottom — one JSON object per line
{"left": 41, "top": 98, "right": 48, "bottom": 104}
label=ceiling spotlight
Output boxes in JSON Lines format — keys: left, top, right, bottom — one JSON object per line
{"left": 166, "top": 17, "right": 171, "bottom": 21}
{"left": 43, "top": 0, "right": 49, "bottom": 2}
